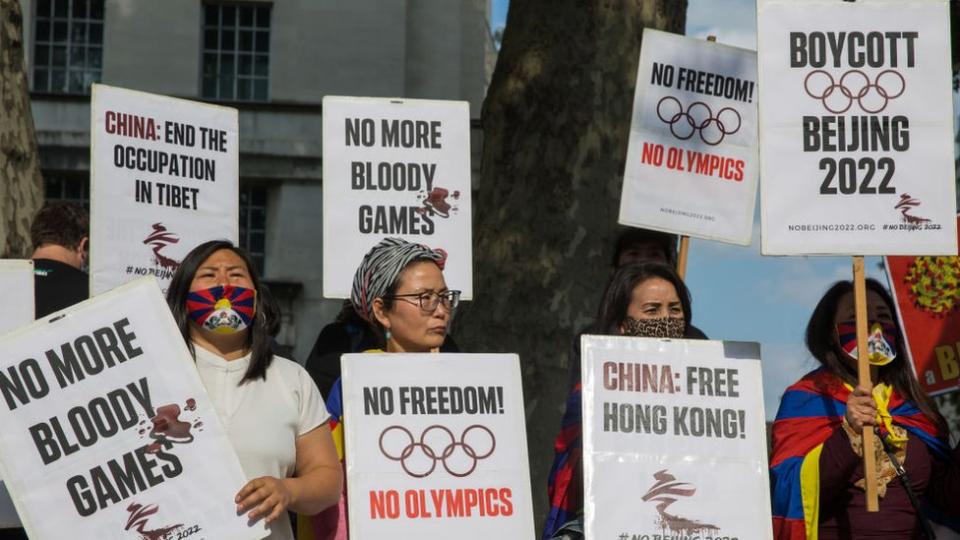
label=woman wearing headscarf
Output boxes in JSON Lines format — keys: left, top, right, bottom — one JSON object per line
{"left": 166, "top": 240, "right": 342, "bottom": 540}
{"left": 544, "top": 261, "right": 698, "bottom": 540}
{"left": 310, "top": 237, "right": 459, "bottom": 539}
{"left": 770, "top": 279, "right": 960, "bottom": 539}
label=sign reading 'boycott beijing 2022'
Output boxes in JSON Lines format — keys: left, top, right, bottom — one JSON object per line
{"left": 620, "top": 29, "right": 759, "bottom": 246}
{"left": 758, "top": 0, "right": 956, "bottom": 255}
{"left": 0, "top": 278, "right": 264, "bottom": 540}
{"left": 341, "top": 353, "right": 533, "bottom": 539}
{"left": 90, "top": 84, "right": 239, "bottom": 295}
{"left": 581, "top": 336, "right": 771, "bottom": 540}
{"left": 322, "top": 96, "right": 473, "bottom": 300}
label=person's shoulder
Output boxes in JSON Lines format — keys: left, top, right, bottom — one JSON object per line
{"left": 268, "top": 354, "right": 309, "bottom": 376}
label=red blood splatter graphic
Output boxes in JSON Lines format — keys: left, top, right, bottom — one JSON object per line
{"left": 184, "top": 398, "right": 197, "bottom": 411}
{"left": 148, "top": 404, "right": 195, "bottom": 451}
{"left": 416, "top": 187, "right": 459, "bottom": 218}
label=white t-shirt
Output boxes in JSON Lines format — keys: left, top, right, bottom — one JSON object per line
{"left": 194, "top": 346, "right": 330, "bottom": 540}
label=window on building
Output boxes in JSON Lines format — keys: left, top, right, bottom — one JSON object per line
{"left": 44, "top": 174, "right": 90, "bottom": 209}
{"left": 32, "top": 0, "right": 104, "bottom": 94}
{"left": 239, "top": 186, "right": 267, "bottom": 275}
{"left": 202, "top": 3, "right": 271, "bottom": 102}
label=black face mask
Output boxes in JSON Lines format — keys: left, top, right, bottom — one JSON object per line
{"left": 622, "top": 316, "right": 685, "bottom": 339}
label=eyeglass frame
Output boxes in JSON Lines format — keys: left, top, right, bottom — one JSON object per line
{"left": 384, "top": 290, "right": 462, "bottom": 312}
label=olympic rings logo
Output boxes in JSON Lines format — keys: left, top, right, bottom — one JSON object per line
{"left": 656, "top": 96, "right": 742, "bottom": 146}
{"left": 803, "top": 69, "right": 905, "bottom": 114}
{"left": 379, "top": 424, "right": 496, "bottom": 478}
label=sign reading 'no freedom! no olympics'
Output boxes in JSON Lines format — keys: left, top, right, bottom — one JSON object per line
{"left": 620, "top": 29, "right": 759, "bottom": 246}
{"left": 341, "top": 353, "right": 533, "bottom": 539}
{"left": 758, "top": 0, "right": 957, "bottom": 256}
{"left": 90, "top": 84, "right": 239, "bottom": 296}
{"left": 581, "top": 336, "right": 771, "bottom": 540}
{"left": 0, "top": 278, "right": 265, "bottom": 540}
{"left": 322, "top": 96, "right": 474, "bottom": 300}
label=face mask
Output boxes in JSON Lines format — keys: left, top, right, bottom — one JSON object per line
{"left": 836, "top": 320, "right": 898, "bottom": 366}
{"left": 622, "top": 316, "right": 685, "bottom": 339}
{"left": 187, "top": 285, "right": 256, "bottom": 334}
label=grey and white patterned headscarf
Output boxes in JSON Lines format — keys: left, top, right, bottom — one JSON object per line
{"left": 350, "top": 237, "right": 446, "bottom": 322}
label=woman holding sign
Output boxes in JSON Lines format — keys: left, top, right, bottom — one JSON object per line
{"left": 770, "top": 279, "right": 960, "bottom": 539}
{"left": 314, "top": 236, "right": 460, "bottom": 538}
{"left": 166, "top": 241, "right": 342, "bottom": 540}
{"left": 544, "top": 261, "right": 696, "bottom": 540}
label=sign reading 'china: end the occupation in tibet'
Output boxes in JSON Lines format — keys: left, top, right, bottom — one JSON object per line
{"left": 341, "top": 353, "right": 533, "bottom": 539}
{"left": 90, "top": 84, "right": 239, "bottom": 295}
{"left": 759, "top": 0, "right": 956, "bottom": 255}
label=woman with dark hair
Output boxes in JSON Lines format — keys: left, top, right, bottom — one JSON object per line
{"left": 313, "top": 236, "right": 459, "bottom": 539}
{"left": 544, "top": 261, "right": 698, "bottom": 540}
{"left": 771, "top": 278, "right": 960, "bottom": 539}
{"left": 166, "top": 240, "right": 342, "bottom": 540}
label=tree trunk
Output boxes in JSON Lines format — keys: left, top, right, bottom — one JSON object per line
{"left": 455, "top": 0, "right": 686, "bottom": 530}
{"left": 0, "top": 0, "right": 43, "bottom": 258}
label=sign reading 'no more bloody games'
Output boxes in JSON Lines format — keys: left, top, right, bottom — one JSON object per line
{"left": 322, "top": 96, "right": 474, "bottom": 300}
{"left": 758, "top": 0, "right": 957, "bottom": 255}
{"left": 90, "top": 84, "right": 239, "bottom": 296}
{"left": 581, "top": 336, "right": 772, "bottom": 540}
{"left": 620, "top": 29, "right": 759, "bottom": 246}
{"left": 0, "top": 278, "right": 265, "bottom": 540}
{"left": 341, "top": 353, "right": 533, "bottom": 539}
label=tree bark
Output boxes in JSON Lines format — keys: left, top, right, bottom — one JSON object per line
{"left": 0, "top": 0, "right": 43, "bottom": 258}
{"left": 455, "top": 0, "right": 686, "bottom": 529}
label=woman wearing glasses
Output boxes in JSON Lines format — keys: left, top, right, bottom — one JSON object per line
{"left": 312, "top": 237, "right": 459, "bottom": 539}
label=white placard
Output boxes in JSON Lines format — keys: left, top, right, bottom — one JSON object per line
{"left": 0, "top": 260, "right": 33, "bottom": 334}
{"left": 341, "top": 353, "right": 533, "bottom": 539}
{"left": 0, "top": 278, "right": 265, "bottom": 540}
{"left": 90, "top": 84, "right": 239, "bottom": 295}
{"left": 620, "top": 29, "right": 759, "bottom": 246}
{"left": 322, "top": 96, "right": 473, "bottom": 299}
{"left": 581, "top": 336, "right": 771, "bottom": 540}
{"left": 0, "top": 260, "right": 33, "bottom": 528}
{"left": 758, "top": 0, "right": 956, "bottom": 255}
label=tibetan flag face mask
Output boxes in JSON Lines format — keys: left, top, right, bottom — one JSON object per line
{"left": 836, "top": 320, "right": 898, "bottom": 366}
{"left": 187, "top": 285, "right": 256, "bottom": 334}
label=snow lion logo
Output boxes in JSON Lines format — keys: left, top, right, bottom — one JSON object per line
{"left": 641, "top": 469, "right": 719, "bottom": 534}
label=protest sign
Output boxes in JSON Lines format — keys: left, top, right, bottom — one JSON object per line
{"left": 0, "top": 260, "right": 33, "bottom": 528}
{"left": 0, "top": 277, "right": 265, "bottom": 540}
{"left": 0, "top": 260, "right": 33, "bottom": 335}
{"left": 758, "top": 0, "right": 956, "bottom": 255}
{"left": 581, "top": 336, "right": 771, "bottom": 540}
{"left": 620, "top": 29, "right": 759, "bottom": 245}
{"left": 341, "top": 353, "right": 533, "bottom": 539}
{"left": 886, "top": 214, "right": 960, "bottom": 395}
{"left": 322, "top": 96, "right": 473, "bottom": 299}
{"left": 90, "top": 84, "right": 239, "bottom": 295}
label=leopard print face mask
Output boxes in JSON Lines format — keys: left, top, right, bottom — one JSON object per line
{"left": 621, "top": 316, "right": 685, "bottom": 338}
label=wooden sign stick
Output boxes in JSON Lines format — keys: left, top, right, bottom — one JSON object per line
{"left": 677, "top": 236, "right": 691, "bottom": 280}
{"left": 853, "top": 256, "right": 879, "bottom": 512}
{"left": 676, "top": 34, "right": 718, "bottom": 282}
